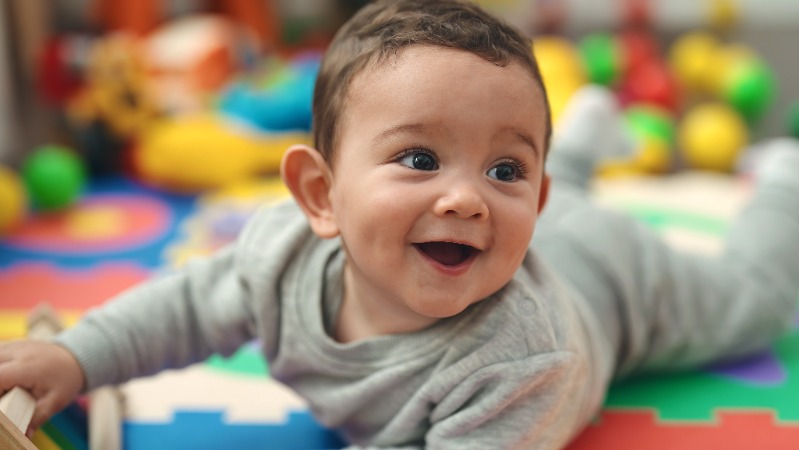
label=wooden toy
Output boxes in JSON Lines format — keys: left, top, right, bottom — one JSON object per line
{"left": 0, "top": 387, "right": 37, "bottom": 450}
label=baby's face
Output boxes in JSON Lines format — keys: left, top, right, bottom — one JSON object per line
{"left": 328, "top": 45, "right": 549, "bottom": 331}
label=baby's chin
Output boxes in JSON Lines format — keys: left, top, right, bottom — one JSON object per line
{"left": 407, "top": 294, "right": 486, "bottom": 320}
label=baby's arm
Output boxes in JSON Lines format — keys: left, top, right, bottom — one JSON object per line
{"left": 0, "top": 244, "right": 257, "bottom": 429}
{"left": 56, "top": 244, "right": 256, "bottom": 390}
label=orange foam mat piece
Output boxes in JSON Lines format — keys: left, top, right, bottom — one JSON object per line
{"left": 567, "top": 409, "right": 799, "bottom": 450}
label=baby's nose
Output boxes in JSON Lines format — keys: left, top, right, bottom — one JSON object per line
{"left": 433, "top": 182, "right": 489, "bottom": 220}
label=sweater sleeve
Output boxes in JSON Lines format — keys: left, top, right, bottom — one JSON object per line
{"left": 55, "top": 200, "right": 315, "bottom": 391}
{"left": 55, "top": 243, "right": 258, "bottom": 391}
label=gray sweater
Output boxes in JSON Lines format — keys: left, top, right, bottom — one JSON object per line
{"left": 56, "top": 148, "right": 799, "bottom": 449}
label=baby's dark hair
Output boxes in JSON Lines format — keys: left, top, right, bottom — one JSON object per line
{"left": 312, "top": 0, "right": 552, "bottom": 163}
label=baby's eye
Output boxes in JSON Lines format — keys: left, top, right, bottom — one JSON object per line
{"left": 487, "top": 161, "right": 524, "bottom": 182}
{"left": 399, "top": 151, "right": 438, "bottom": 171}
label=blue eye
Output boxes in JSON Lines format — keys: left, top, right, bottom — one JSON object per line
{"left": 487, "top": 162, "right": 521, "bottom": 181}
{"left": 399, "top": 151, "right": 438, "bottom": 171}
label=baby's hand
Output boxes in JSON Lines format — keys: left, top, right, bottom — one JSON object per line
{"left": 0, "top": 340, "right": 85, "bottom": 433}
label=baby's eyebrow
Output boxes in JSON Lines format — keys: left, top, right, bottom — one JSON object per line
{"left": 373, "top": 123, "right": 429, "bottom": 145}
{"left": 493, "top": 127, "right": 539, "bottom": 159}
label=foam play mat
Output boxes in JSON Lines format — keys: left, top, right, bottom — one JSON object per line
{"left": 1, "top": 173, "right": 797, "bottom": 449}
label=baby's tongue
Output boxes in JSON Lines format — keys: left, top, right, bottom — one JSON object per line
{"left": 419, "top": 242, "right": 465, "bottom": 266}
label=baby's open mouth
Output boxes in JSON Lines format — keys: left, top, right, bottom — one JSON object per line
{"left": 415, "top": 242, "right": 479, "bottom": 266}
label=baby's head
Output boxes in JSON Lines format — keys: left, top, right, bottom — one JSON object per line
{"left": 312, "top": 0, "right": 552, "bottom": 164}
{"left": 282, "top": 0, "right": 553, "bottom": 335}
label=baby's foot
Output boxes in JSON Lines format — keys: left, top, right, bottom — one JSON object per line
{"left": 550, "top": 85, "right": 635, "bottom": 162}
{"left": 738, "top": 137, "right": 799, "bottom": 184}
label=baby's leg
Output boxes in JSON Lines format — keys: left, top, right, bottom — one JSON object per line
{"left": 538, "top": 138, "right": 799, "bottom": 377}
{"left": 536, "top": 86, "right": 637, "bottom": 372}
{"left": 545, "top": 85, "right": 633, "bottom": 191}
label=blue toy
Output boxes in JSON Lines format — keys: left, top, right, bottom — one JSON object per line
{"left": 219, "top": 53, "right": 320, "bottom": 132}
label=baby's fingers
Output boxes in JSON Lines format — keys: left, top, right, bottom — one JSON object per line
{"left": 0, "top": 360, "right": 32, "bottom": 395}
{"left": 30, "top": 390, "right": 66, "bottom": 430}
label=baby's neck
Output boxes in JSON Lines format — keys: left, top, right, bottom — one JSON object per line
{"left": 333, "top": 265, "right": 439, "bottom": 343}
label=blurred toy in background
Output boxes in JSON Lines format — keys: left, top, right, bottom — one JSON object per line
{"left": 669, "top": 33, "right": 775, "bottom": 125}
{"left": 65, "top": 34, "right": 156, "bottom": 176}
{"left": 718, "top": 51, "right": 775, "bottom": 124}
{"left": 600, "top": 104, "right": 676, "bottom": 176}
{"left": 207, "top": 0, "right": 283, "bottom": 53}
{"left": 219, "top": 52, "right": 320, "bottom": 132}
{"left": 579, "top": 33, "right": 623, "bottom": 88}
{"left": 618, "top": 30, "right": 680, "bottom": 113}
{"left": 678, "top": 102, "right": 749, "bottom": 172}
{"left": 530, "top": 0, "right": 779, "bottom": 177}
{"left": 668, "top": 31, "right": 719, "bottom": 95}
{"left": 788, "top": 100, "right": 799, "bottom": 139}
{"left": 89, "top": 0, "right": 281, "bottom": 51}
{"left": 277, "top": 0, "right": 354, "bottom": 53}
{"left": 0, "top": 165, "right": 27, "bottom": 235}
{"left": 36, "top": 34, "right": 92, "bottom": 106}
{"left": 91, "top": 0, "right": 161, "bottom": 36}
{"left": 533, "top": 0, "right": 567, "bottom": 34}
{"left": 22, "top": 145, "right": 86, "bottom": 212}
{"left": 134, "top": 113, "right": 310, "bottom": 193}
{"left": 144, "top": 14, "right": 261, "bottom": 115}
{"left": 51, "top": 10, "right": 268, "bottom": 178}
{"left": 709, "top": 0, "right": 741, "bottom": 32}
{"left": 533, "top": 36, "right": 586, "bottom": 124}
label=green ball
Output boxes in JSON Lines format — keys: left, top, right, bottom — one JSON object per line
{"left": 723, "top": 59, "right": 775, "bottom": 123}
{"left": 22, "top": 145, "right": 86, "bottom": 211}
{"left": 625, "top": 104, "right": 676, "bottom": 145}
{"left": 579, "top": 33, "right": 621, "bottom": 86}
{"left": 788, "top": 101, "right": 799, "bottom": 139}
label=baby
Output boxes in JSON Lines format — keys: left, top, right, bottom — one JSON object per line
{"left": 1, "top": 0, "right": 799, "bottom": 448}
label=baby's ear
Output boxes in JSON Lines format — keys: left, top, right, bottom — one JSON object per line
{"left": 538, "top": 173, "right": 550, "bottom": 214}
{"left": 281, "top": 145, "right": 339, "bottom": 238}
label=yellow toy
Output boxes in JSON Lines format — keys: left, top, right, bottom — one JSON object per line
{"left": 67, "top": 34, "right": 157, "bottom": 138}
{"left": 134, "top": 113, "right": 311, "bottom": 192}
{"left": 533, "top": 36, "right": 586, "bottom": 124}
{"left": 678, "top": 102, "right": 748, "bottom": 172}
{"left": 668, "top": 31, "right": 720, "bottom": 95}
{"left": 0, "top": 165, "right": 26, "bottom": 234}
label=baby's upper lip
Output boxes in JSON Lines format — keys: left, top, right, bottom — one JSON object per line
{"left": 413, "top": 238, "right": 484, "bottom": 252}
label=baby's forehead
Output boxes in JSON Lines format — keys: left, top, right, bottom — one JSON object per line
{"left": 339, "top": 46, "right": 547, "bottom": 147}
{"left": 330, "top": 44, "right": 551, "bottom": 157}
{"left": 349, "top": 44, "right": 539, "bottom": 92}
